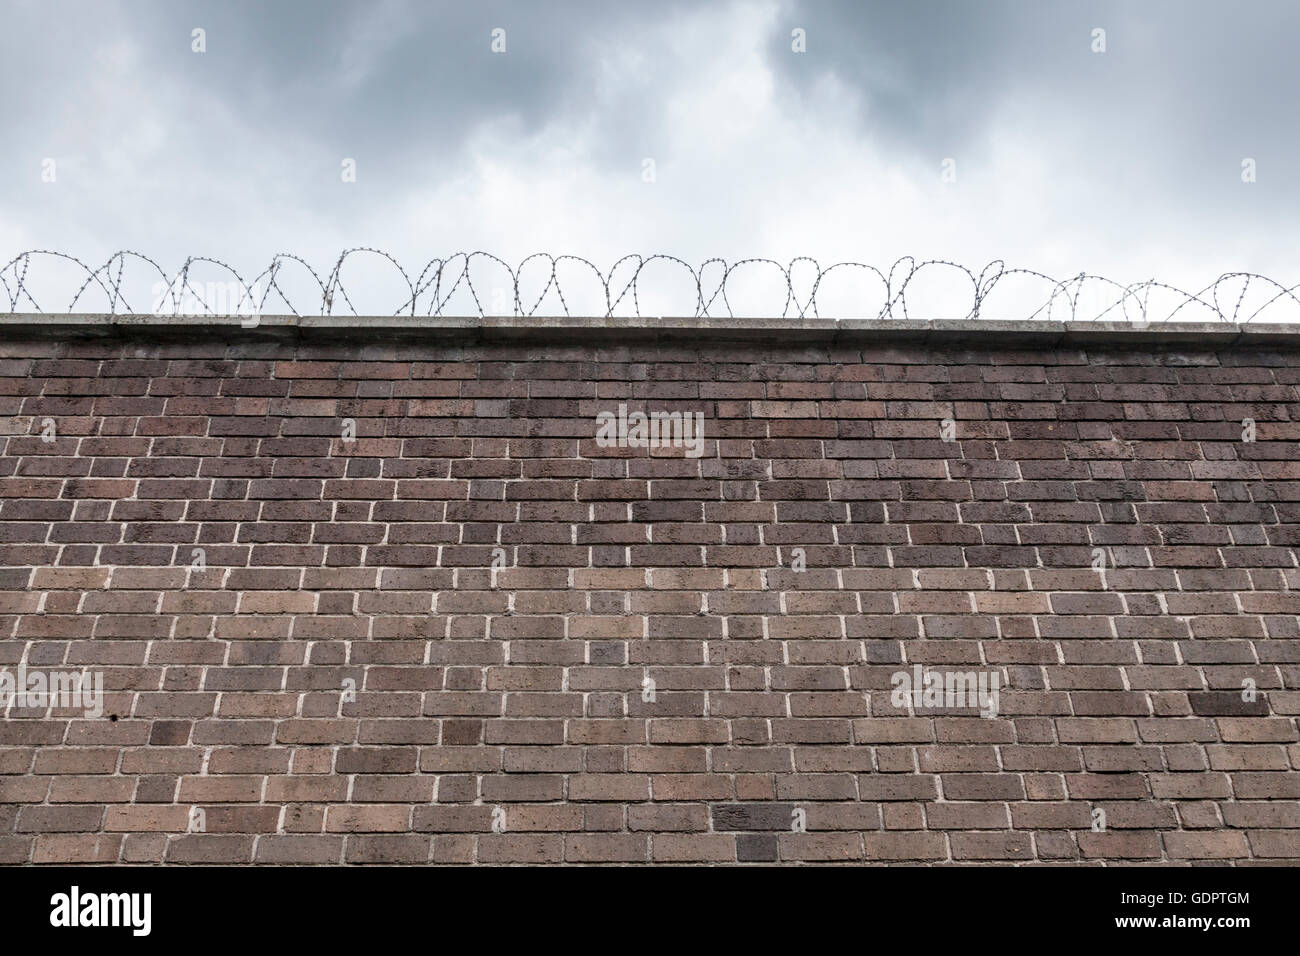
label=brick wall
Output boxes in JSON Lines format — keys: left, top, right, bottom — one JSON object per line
{"left": 1, "top": 320, "right": 1298, "bottom": 865}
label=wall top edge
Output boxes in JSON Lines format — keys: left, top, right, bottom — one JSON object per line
{"left": 0, "top": 313, "right": 1297, "bottom": 347}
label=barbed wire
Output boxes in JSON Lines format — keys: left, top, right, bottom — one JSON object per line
{"left": 2, "top": 249, "right": 1298, "bottom": 324}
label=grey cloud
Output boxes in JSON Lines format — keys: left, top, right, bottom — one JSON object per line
{"left": 0, "top": 0, "right": 694, "bottom": 231}
{"left": 1, "top": 0, "right": 1296, "bottom": 304}
{"left": 768, "top": 0, "right": 1300, "bottom": 224}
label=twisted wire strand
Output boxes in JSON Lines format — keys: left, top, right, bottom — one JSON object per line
{"left": 1, "top": 250, "right": 1297, "bottom": 324}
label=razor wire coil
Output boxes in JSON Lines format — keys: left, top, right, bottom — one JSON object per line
{"left": 2, "top": 249, "right": 1296, "bottom": 325}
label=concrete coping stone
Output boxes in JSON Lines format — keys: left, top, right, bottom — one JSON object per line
{"left": 0, "top": 313, "right": 1296, "bottom": 348}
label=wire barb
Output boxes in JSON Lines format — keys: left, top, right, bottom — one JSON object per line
{"left": 1, "top": 250, "right": 1296, "bottom": 324}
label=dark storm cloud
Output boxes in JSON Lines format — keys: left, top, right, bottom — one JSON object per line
{"left": 768, "top": 0, "right": 1300, "bottom": 221}
{"left": 136, "top": 1, "right": 641, "bottom": 166}
{"left": 0, "top": 0, "right": 692, "bottom": 216}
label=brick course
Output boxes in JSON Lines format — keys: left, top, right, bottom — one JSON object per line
{"left": 1, "top": 323, "right": 1298, "bottom": 864}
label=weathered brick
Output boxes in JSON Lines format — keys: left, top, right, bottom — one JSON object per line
{"left": 1, "top": 329, "right": 1293, "bottom": 865}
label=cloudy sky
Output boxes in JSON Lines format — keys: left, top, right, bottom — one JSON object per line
{"left": 1, "top": 0, "right": 1297, "bottom": 319}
